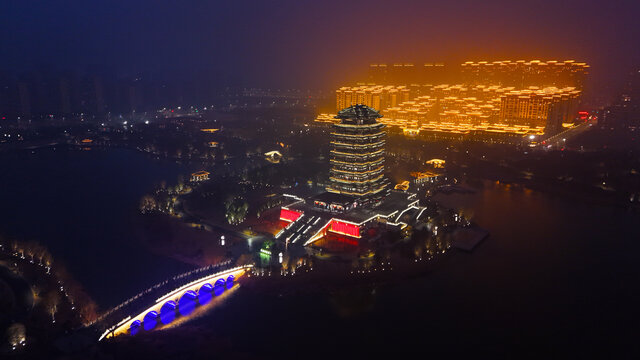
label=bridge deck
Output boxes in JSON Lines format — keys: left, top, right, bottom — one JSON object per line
{"left": 99, "top": 265, "right": 252, "bottom": 340}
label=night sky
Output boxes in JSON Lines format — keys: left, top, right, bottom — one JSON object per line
{"left": 1, "top": 0, "right": 639, "bottom": 93}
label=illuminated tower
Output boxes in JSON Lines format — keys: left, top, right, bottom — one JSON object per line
{"left": 327, "top": 104, "right": 389, "bottom": 199}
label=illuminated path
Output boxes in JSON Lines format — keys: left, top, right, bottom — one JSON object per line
{"left": 99, "top": 265, "right": 252, "bottom": 340}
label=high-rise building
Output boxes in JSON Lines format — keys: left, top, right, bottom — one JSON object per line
{"left": 601, "top": 69, "right": 640, "bottom": 129}
{"left": 317, "top": 60, "right": 589, "bottom": 139}
{"left": 499, "top": 87, "right": 581, "bottom": 133}
{"left": 461, "top": 60, "right": 589, "bottom": 89}
{"left": 335, "top": 85, "right": 410, "bottom": 113}
{"left": 327, "top": 105, "right": 389, "bottom": 198}
{"left": 368, "top": 63, "right": 452, "bottom": 84}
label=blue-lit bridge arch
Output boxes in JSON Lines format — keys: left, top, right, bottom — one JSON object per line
{"left": 100, "top": 265, "right": 252, "bottom": 340}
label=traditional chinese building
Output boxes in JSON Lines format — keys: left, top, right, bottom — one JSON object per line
{"left": 276, "top": 105, "right": 423, "bottom": 249}
{"left": 327, "top": 104, "right": 389, "bottom": 201}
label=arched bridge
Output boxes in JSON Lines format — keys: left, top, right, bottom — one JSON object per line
{"left": 99, "top": 265, "right": 252, "bottom": 340}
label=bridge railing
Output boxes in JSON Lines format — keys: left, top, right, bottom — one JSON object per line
{"left": 92, "top": 260, "right": 233, "bottom": 329}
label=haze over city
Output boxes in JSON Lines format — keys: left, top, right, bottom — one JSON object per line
{"left": 2, "top": 0, "right": 639, "bottom": 92}
{"left": 0, "top": 1, "right": 639, "bottom": 359}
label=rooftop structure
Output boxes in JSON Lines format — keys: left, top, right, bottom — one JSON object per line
{"left": 277, "top": 191, "right": 422, "bottom": 248}
{"left": 426, "top": 159, "right": 445, "bottom": 168}
{"left": 394, "top": 181, "right": 410, "bottom": 191}
{"left": 264, "top": 150, "right": 283, "bottom": 164}
{"left": 410, "top": 171, "right": 442, "bottom": 184}
{"left": 191, "top": 171, "right": 210, "bottom": 182}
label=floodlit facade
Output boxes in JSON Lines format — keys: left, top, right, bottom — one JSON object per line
{"left": 461, "top": 60, "right": 589, "bottom": 89}
{"left": 317, "top": 60, "right": 588, "bottom": 138}
{"left": 327, "top": 105, "right": 389, "bottom": 198}
{"left": 335, "top": 85, "right": 410, "bottom": 113}
{"left": 499, "top": 87, "right": 581, "bottom": 133}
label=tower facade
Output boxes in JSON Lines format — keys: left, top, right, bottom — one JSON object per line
{"left": 327, "top": 104, "right": 389, "bottom": 198}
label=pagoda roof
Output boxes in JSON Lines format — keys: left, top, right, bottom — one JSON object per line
{"left": 335, "top": 104, "right": 383, "bottom": 120}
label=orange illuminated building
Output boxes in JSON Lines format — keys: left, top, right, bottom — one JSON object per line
{"left": 316, "top": 60, "right": 588, "bottom": 139}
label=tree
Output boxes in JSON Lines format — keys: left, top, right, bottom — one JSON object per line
{"left": 79, "top": 301, "right": 98, "bottom": 325}
{"left": 6, "top": 323, "right": 26, "bottom": 347}
{"left": 44, "top": 290, "right": 61, "bottom": 323}
{"left": 25, "top": 242, "right": 36, "bottom": 262}
{"left": 43, "top": 253, "right": 53, "bottom": 274}
{"left": 34, "top": 244, "right": 45, "bottom": 265}
{"left": 139, "top": 195, "right": 157, "bottom": 213}
{"left": 225, "top": 196, "right": 249, "bottom": 225}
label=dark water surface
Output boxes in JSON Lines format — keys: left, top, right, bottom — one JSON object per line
{"left": 0, "top": 146, "right": 193, "bottom": 308}
{"left": 181, "top": 181, "right": 640, "bottom": 355}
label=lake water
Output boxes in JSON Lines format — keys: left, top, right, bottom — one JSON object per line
{"left": 173, "top": 180, "right": 640, "bottom": 355}
{"left": 0, "top": 146, "right": 194, "bottom": 308}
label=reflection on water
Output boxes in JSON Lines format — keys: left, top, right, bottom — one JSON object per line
{"left": 160, "top": 301, "right": 177, "bottom": 324}
{"left": 130, "top": 280, "right": 239, "bottom": 336}
{"left": 214, "top": 279, "right": 226, "bottom": 296}
{"left": 129, "top": 320, "right": 141, "bottom": 335}
{"left": 178, "top": 291, "right": 197, "bottom": 316}
{"left": 143, "top": 311, "right": 158, "bottom": 331}
{"left": 198, "top": 284, "right": 213, "bottom": 305}
{"left": 157, "top": 284, "right": 239, "bottom": 332}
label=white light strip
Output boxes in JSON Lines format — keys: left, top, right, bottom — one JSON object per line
{"left": 98, "top": 328, "right": 113, "bottom": 342}
{"left": 302, "top": 196, "right": 421, "bottom": 247}
{"left": 116, "top": 316, "right": 131, "bottom": 327}
{"left": 155, "top": 266, "right": 252, "bottom": 304}
{"left": 304, "top": 219, "right": 333, "bottom": 246}
{"left": 283, "top": 194, "right": 303, "bottom": 201}
{"left": 394, "top": 207, "right": 413, "bottom": 223}
{"left": 416, "top": 207, "right": 427, "bottom": 220}
{"left": 104, "top": 266, "right": 252, "bottom": 340}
